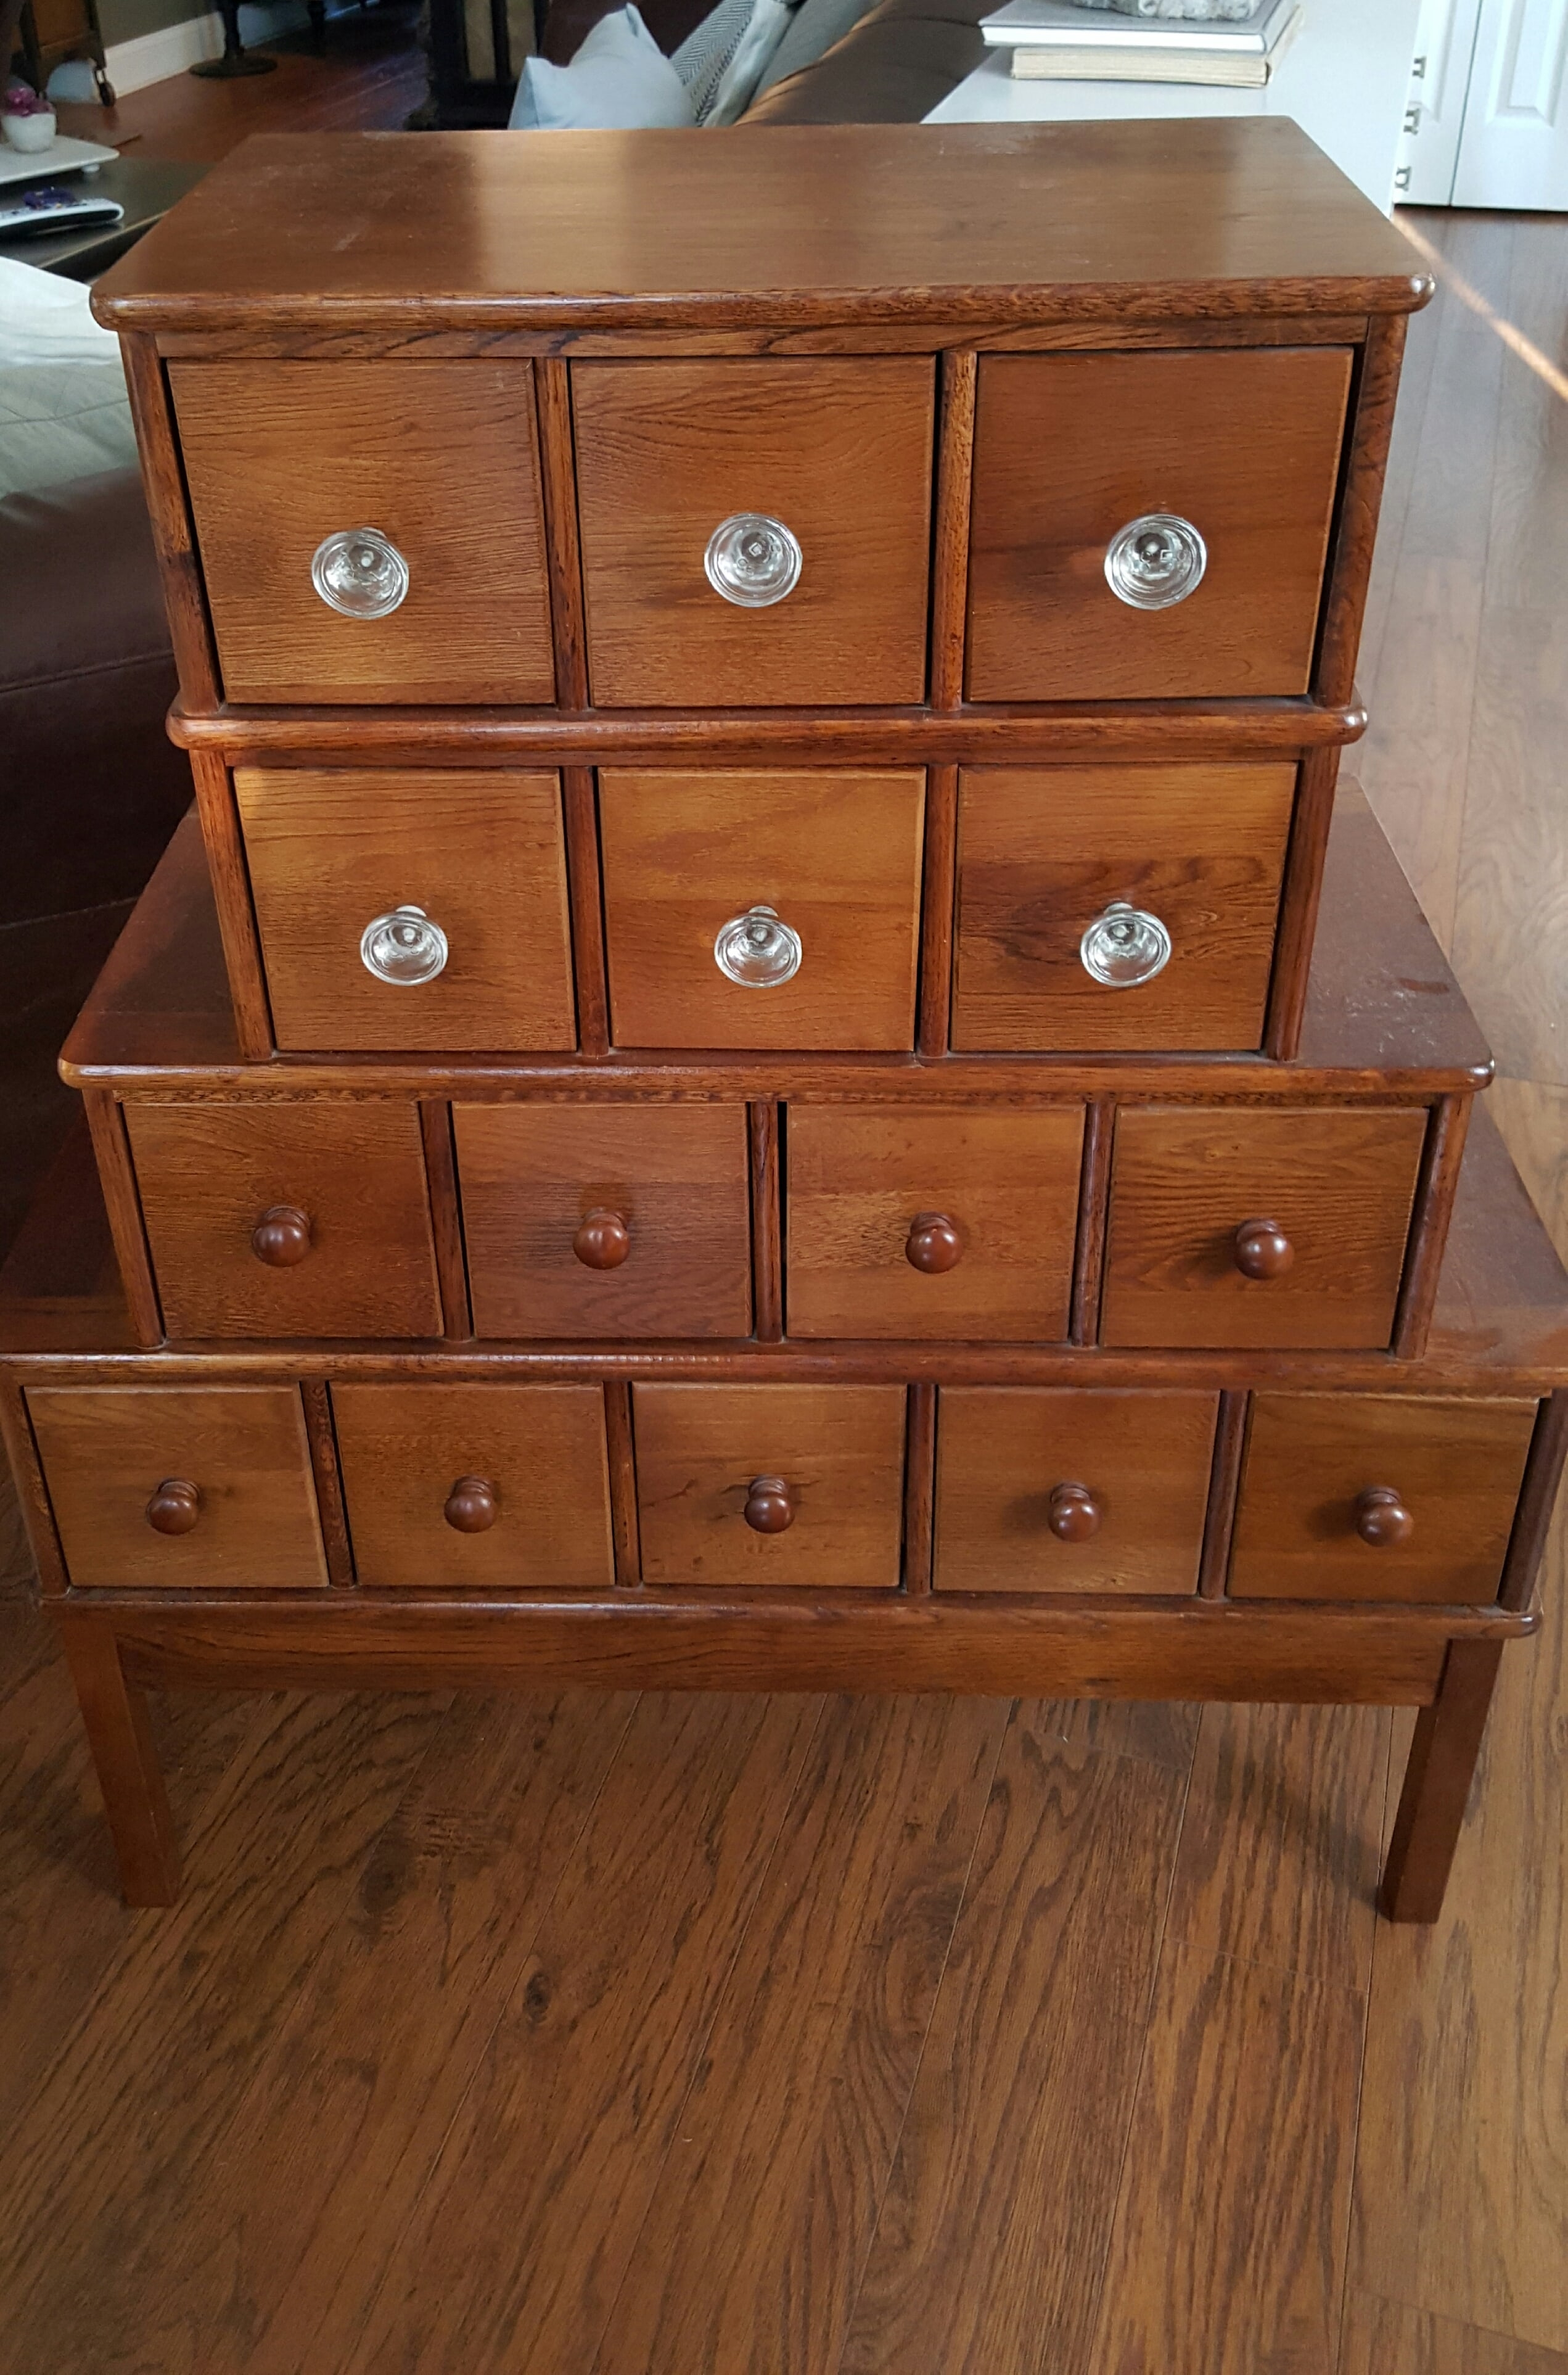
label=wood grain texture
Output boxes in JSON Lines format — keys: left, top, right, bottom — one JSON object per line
{"left": 454, "top": 1100, "right": 752, "bottom": 1339}
{"left": 1316, "top": 310, "right": 1408, "bottom": 709}
{"left": 124, "top": 1100, "right": 443, "bottom": 1341}
{"left": 967, "top": 346, "right": 1353, "bottom": 702}
{"left": 417, "top": 1100, "right": 472, "bottom": 1340}
{"left": 299, "top": 1377, "right": 355, "bottom": 1589}
{"left": 1101, "top": 1102, "right": 1430, "bottom": 1351}
{"left": 1500, "top": 1388, "right": 1568, "bottom": 1611}
{"left": 332, "top": 1692, "right": 822, "bottom": 2375}
{"left": 534, "top": 355, "right": 589, "bottom": 708}
{"left": 187, "top": 749, "right": 274, "bottom": 1061}
{"left": 93, "top": 121, "right": 1429, "bottom": 337}
{"left": 604, "top": 1378, "right": 641, "bottom": 1586}
{"left": 83, "top": 1088, "right": 162, "bottom": 1349}
{"left": 842, "top": 1704, "right": 1189, "bottom": 2375}
{"left": 234, "top": 766, "right": 576, "bottom": 1052}
{"left": 593, "top": 1693, "right": 1009, "bottom": 2375}
{"left": 1394, "top": 1092, "right": 1474, "bottom": 1359}
{"left": 572, "top": 356, "right": 934, "bottom": 706}
{"left": 1069, "top": 1097, "right": 1113, "bottom": 1348}
{"left": 1264, "top": 742, "right": 1340, "bottom": 1063}
{"left": 27, "top": 1384, "right": 328, "bottom": 1591}
{"left": 1380, "top": 1639, "right": 1503, "bottom": 1925}
{"left": 632, "top": 1383, "right": 906, "bottom": 1589}
{"left": 168, "top": 357, "right": 556, "bottom": 704}
{"left": 934, "top": 1386, "right": 1217, "bottom": 1595}
{"left": 1340, "top": 2294, "right": 1568, "bottom": 2375}
{"left": 748, "top": 1100, "right": 783, "bottom": 1343}
{"left": 951, "top": 761, "right": 1296, "bottom": 1052}
{"left": 929, "top": 350, "right": 977, "bottom": 710}
{"left": 784, "top": 1102, "right": 1083, "bottom": 1341}
{"left": 1086, "top": 1948, "right": 1365, "bottom": 2375}
{"left": 1198, "top": 1388, "right": 1248, "bottom": 1599}
{"left": 117, "top": 331, "right": 220, "bottom": 710}
{"left": 599, "top": 768, "right": 924, "bottom": 1052}
{"left": 902, "top": 1380, "right": 935, "bottom": 1595}
{"left": 1231, "top": 1393, "right": 1539, "bottom": 1605}
{"left": 332, "top": 1382, "right": 615, "bottom": 1590}
{"left": 57, "top": 1614, "right": 179, "bottom": 1906}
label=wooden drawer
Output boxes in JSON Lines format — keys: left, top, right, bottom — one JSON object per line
{"left": 332, "top": 1384, "right": 614, "bottom": 1589}
{"left": 26, "top": 1385, "right": 327, "bottom": 1589}
{"left": 785, "top": 1104, "right": 1083, "bottom": 1341}
{"left": 236, "top": 767, "right": 576, "bottom": 1054}
{"left": 1230, "top": 1393, "right": 1539, "bottom": 1602}
{"left": 124, "top": 1103, "right": 442, "bottom": 1340}
{"left": 935, "top": 1388, "right": 1218, "bottom": 1594}
{"left": 1101, "top": 1105, "right": 1429, "bottom": 1350}
{"left": 966, "top": 348, "right": 1352, "bottom": 702}
{"left": 599, "top": 769, "right": 924, "bottom": 1050}
{"left": 170, "top": 360, "right": 555, "bottom": 706}
{"left": 454, "top": 1103, "right": 752, "bottom": 1338}
{"left": 633, "top": 1384, "right": 906, "bottom": 1587}
{"left": 951, "top": 763, "right": 1295, "bottom": 1053}
{"left": 571, "top": 358, "right": 934, "bottom": 706}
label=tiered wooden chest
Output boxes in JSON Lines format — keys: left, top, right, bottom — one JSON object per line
{"left": 5, "top": 120, "right": 1567, "bottom": 1915}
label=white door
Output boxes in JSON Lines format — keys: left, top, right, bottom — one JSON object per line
{"left": 1453, "top": 0, "right": 1568, "bottom": 206}
{"left": 1397, "top": 0, "right": 1485, "bottom": 201}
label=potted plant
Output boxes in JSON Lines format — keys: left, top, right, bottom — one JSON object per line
{"left": 2, "top": 81, "right": 57, "bottom": 153}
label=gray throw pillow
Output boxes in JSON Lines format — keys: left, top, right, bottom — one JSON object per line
{"left": 754, "top": 0, "right": 876, "bottom": 90}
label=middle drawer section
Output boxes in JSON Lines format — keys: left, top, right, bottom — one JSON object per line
{"left": 228, "top": 759, "right": 1299, "bottom": 1059}
{"left": 117, "top": 1092, "right": 1435, "bottom": 1352}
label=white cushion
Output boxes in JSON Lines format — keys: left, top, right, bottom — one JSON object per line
{"left": 509, "top": 6, "right": 696, "bottom": 128}
{"left": 0, "top": 256, "right": 122, "bottom": 366}
{"left": 675, "top": 0, "right": 796, "bottom": 121}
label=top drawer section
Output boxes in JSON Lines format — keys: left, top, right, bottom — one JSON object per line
{"left": 572, "top": 358, "right": 935, "bottom": 708}
{"left": 966, "top": 348, "right": 1353, "bottom": 702}
{"left": 170, "top": 360, "right": 556, "bottom": 707}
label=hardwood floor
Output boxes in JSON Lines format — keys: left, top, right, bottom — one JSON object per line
{"left": 2, "top": 205, "right": 1567, "bottom": 2371}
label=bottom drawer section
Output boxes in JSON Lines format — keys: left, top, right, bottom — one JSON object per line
{"left": 27, "top": 1385, "right": 328, "bottom": 1590}
{"left": 632, "top": 1384, "right": 907, "bottom": 1589}
{"left": 333, "top": 1384, "right": 615, "bottom": 1589}
{"left": 934, "top": 1389, "right": 1219, "bottom": 1595}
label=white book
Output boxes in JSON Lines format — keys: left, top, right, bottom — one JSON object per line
{"left": 1008, "top": 5, "right": 1302, "bottom": 80}
{"left": 982, "top": 0, "right": 1296, "bottom": 52}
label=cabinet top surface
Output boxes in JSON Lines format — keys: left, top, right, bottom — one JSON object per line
{"left": 91, "top": 120, "right": 1429, "bottom": 335}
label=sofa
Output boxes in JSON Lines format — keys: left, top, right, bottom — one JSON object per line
{"left": 0, "top": 1, "right": 987, "bottom": 1255}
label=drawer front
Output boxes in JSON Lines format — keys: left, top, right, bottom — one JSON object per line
{"left": 125, "top": 1103, "right": 442, "bottom": 1340}
{"left": 935, "top": 1388, "right": 1218, "bottom": 1595}
{"left": 170, "top": 360, "right": 555, "bottom": 706}
{"left": 455, "top": 1103, "right": 752, "bottom": 1338}
{"left": 633, "top": 1384, "right": 906, "bottom": 1587}
{"left": 951, "top": 763, "right": 1295, "bottom": 1053}
{"left": 1101, "top": 1105, "right": 1428, "bottom": 1350}
{"left": 27, "top": 1385, "right": 327, "bottom": 1589}
{"left": 1230, "top": 1393, "right": 1538, "bottom": 1602}
{"left": 236, "top": 768, "right": 575, "bottom": 1054}
{"left": 966, "top": 348, "right": 1352, "bottom": 703}
{"left": 572, "top": 359, "right": 934, "bottom": 707}
{"left": 599, "top": 770, "right": 924, "bottom": 1051}
{"left": 332, "top": 1384, "right": 614, "bottom": 1589}
{"left": 786, "top": 1105, "right": 1083, "bottom": 1341}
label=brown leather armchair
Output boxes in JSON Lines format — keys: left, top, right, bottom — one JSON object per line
{"left": 0, "top": 467, "right": 189, "bottom": 1253}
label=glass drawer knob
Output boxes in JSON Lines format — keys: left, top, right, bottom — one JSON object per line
{"left": 704, "top": 512, "right": 802, "bottom": 609}
{"left": 361, "top": 904, "right": 448, "bottom": 986}
{"left": 714, "top": 903, "right": 802, "bottom": 987}
{"left": 1104, "top": 513, "right": 1207, "bottom": 611}
{"left": 1080, "top": 902, "right": 1172, "bottom": 989}
{"left": 311, "top": 526, "right": 409, "bottom": 619}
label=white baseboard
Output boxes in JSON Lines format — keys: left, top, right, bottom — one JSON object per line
{"left": 103, "top": 0, "right": 361, "bottom": 97}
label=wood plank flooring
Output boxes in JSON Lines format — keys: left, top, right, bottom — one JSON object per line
{"left": 2, "top": 205, "right": 1568, "bottom": 2371}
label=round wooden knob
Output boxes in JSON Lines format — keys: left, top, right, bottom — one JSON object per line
{"left": 1048, "top": 1482, "right": 1103, "bottom": 1542}
{"left": 1355, "top": 1486, "right": 1414, "bottom": 1547}
{"left": 443, "top": 1475, "right": 498, "bottom": 1533}
{"left": 905, "top": 1212, "right": 964, "bottom": 1274}
{"left": 146, "top": 1478, "right": 200, "bottom": 1536}
{"left": 1233, "top": 1218, "right": 1294, "bottom": 1281}
{"left": 573, "top": 1208, "right": 631, "bottom": 1270}
{"left": 744, "top": 1475, "right": 795, "bottom": 1534}
{"left": 251, "top": 1205, "right": 313, "bottom": 1267}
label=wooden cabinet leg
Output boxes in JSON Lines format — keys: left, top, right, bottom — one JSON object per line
{"left": 1379, "top": 1639, "right": 1502, "bottom": 1925}
{"left": 60, "top": 1615, "right": 180, "bottom": 1908}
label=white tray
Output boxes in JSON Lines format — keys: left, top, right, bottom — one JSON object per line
{"left": 0, "top": 134, "right": 120, "bottom": 191}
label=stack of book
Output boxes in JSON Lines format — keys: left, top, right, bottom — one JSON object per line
{"left": 980, "top": 0, "right": 1302, "bottom": 86}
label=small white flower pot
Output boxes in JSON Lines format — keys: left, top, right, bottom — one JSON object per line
{"left": 2, "top": 110, "right": 57, "bottom": 152}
